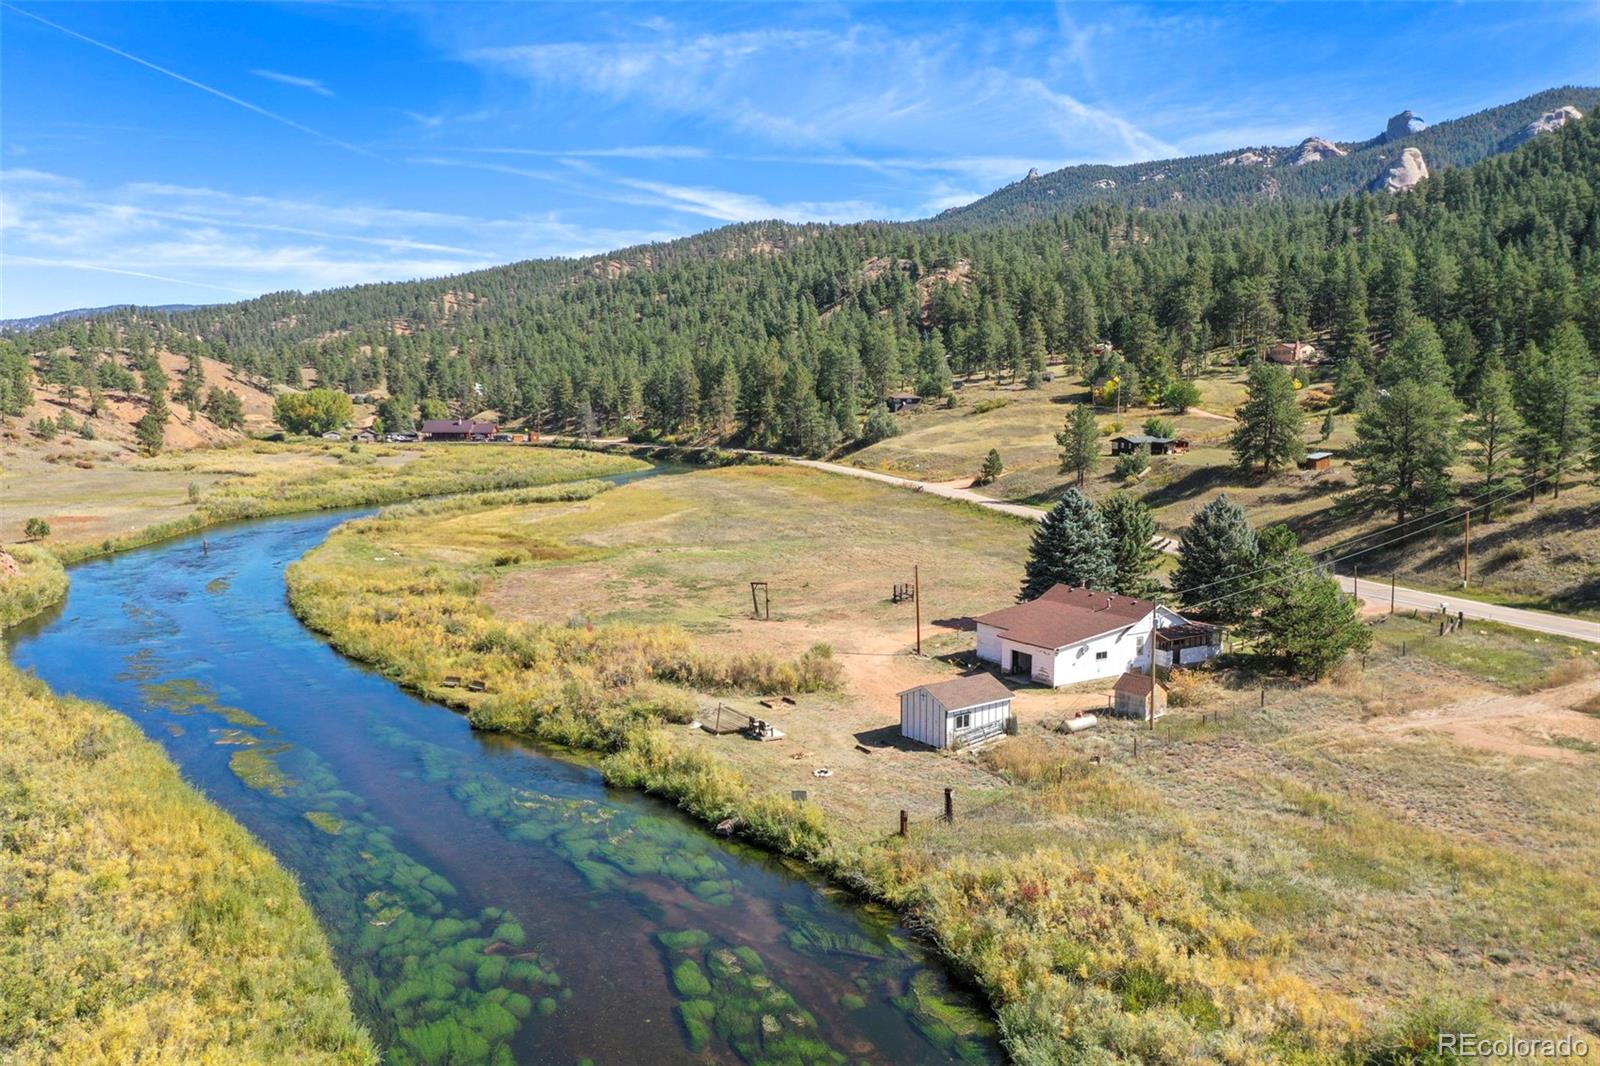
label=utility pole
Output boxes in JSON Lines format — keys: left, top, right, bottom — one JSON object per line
{"left": 1353, "top": 565, "right": 1359, "bottom": 601}
{"left": 1147, "top": 602, "right": 1160, "bottom": 727}
{"left": 1389, "top": 574, "right": 1396, "bottom": 615}
{"left": 1462, "top": 511, "right": 1471, "bottom": 589}
{"left": 913, "top": 564, "right": 922, "bottom": 656}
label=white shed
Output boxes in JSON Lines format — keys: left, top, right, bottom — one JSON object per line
{"left": 898, "top": 674, "right": 1014, "bottom": 751}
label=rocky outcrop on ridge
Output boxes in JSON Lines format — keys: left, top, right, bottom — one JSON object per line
{"left": 1369, "top": 147, "right": 1429, "bottom": 193}
{"left": 1285, "top": 137, "right": 1348, "bottom": 166}
{"left": 1500, "top": 105, "right": 1584, "bottom": 149}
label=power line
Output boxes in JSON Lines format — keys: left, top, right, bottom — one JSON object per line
{"left": 1169, "top": 472, "right": 1551, "bottom": 603}
{"left": 1183, "top": 471, "right": 1559, "bottom": 612}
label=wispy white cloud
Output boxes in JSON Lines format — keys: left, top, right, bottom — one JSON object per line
{"left": 612, "top": 177, "right": 883, "bottom": 224}
{"left": 447, "top": 144, "right": 710, "bottom": 160}
{"left": 465, "top": 21, "right": 1174, "bottom": 164}
{"left": 251, "top": 68, "right": 333, "bottom": 97}
{"left": 0, "top": 169, "right": 679, "bottom": 314}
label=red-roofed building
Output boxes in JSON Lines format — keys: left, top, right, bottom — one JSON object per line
{"left": 973, "top": 584, "right": 1219, "bottom": 687}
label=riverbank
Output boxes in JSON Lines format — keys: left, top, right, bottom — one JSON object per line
{"left": 0, "top": 659, "right": 379, "bottom": 1065}
{"left": 0, "top": 441, "right": 648, "bottom": 1062}
{"left": 285, "top": 465, "right": 1358, "bottom": 1062}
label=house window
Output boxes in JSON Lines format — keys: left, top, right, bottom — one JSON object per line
{"left": 1095, "top": 651, "right": 1108, "bottom": 660}
{"left": 954, "top": 712, "right": 971, "bottom": 730}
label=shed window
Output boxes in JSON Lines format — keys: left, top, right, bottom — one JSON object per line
{"left": 1095, "top": 651, "right": 1108, "bottom": 661}
{"left": 954, "top": 712, "right": 971, "bottom": 730}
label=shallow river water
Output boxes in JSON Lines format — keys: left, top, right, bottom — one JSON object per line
{"left": 7, "top": 496, "right": 1000, "bottom": 1065}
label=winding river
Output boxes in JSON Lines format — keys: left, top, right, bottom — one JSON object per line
{"left": 6, "top": 484, "right": 1000, "bottom": 1065}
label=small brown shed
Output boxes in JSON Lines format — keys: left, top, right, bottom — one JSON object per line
{"left": 1111, "top": 672, "right": 1166, "bottom": 719}
{"left": 1303, "top": 450, "right": 1332, "bottom": 471}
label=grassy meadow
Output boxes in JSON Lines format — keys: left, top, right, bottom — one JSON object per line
{"left": 284, "top": 460, "right": 1600, "bottom": 1063}
{"left": 0, "top": 661, "right": 379, "bottom": 1065}
{"left": 848, "top": 363, "right": 1598, "bottom": 614}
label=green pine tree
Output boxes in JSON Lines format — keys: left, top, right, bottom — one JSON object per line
{"left": 1230, "top": 362, "right": 1306, "bottom": 474}
{"left": 977, "top": 448, "right": 1004, "bottom": 485}
{"left": 1056, "top": 403, "right": 1100, "bottom": 487}
{"left": 1172, "top": 493, "right": 1260, "bottom": 623}
{"left": 1352, "top": 378, "right": 1460, "bottom": 523}
{"left": 1097, "top": 493, "right": 1161, "bottom": 598}
{"left": 1246, "top": 526, "right": 1370, "bottom": 679}
{"left": 1018, "top": 489, "right": 1115, "bottom": 601}
{"left": 1465, "top": 355, "right": 1523, "bottom": 517}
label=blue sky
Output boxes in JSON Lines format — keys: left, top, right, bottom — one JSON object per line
{"left": 2, "top": 2, "right": 1598, "bottom": 318}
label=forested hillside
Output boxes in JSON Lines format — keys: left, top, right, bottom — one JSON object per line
{"left": 940, "top": 86, "right": 1600, "bottom": 225}
{"left": 4, "top": 105, "right": 1597, "bottom": 473}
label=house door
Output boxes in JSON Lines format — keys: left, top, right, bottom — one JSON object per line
{"left": 1010, "top": 650, "right": 1033, "bottom": 676}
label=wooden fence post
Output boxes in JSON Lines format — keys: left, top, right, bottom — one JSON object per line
{"left": 943, "top": 788, "right": 954, "bottom": 824}
{"left": 899, "top": 809, "right": 908, "bottom": 837}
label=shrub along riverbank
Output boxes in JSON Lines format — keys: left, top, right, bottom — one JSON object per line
{"left": 287, "top": 476, "right": 1384, "bottom": 1064}
{"left": 0, "top": 544, "right": 66, "bottom": 628}
{"left": 0, "top": 661, "right": 379, "bottom": 1065}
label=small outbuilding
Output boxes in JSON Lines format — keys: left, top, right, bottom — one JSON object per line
{"left": 1111, "top": 672, "right": 1166, "bottom": 719}
{"left": 898, "top": 674, "right": 1013, "bottom": 751}
{"left": 885, "top": 392, "right": 923, "bottom": 413}
{"left": 1303, "top": 450, "right": 1332, "bottom": 471}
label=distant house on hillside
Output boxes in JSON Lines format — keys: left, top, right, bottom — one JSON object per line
{"left": 898, "top": 674, "right": 1014, "bottom": 750}
{"left": 973, "top": 584, "right": 1220, "bottom": 688}
{"left": 1110, "top": 434, "right": 1189, "bottom": 456}
{"left": 1269, "top": 341, "right": 1317, "bottom": 365}
{"left": 420, "top": 419, "right": 496, "bottom": 441}
{"left": 885, "top": 392, "right": 922, "bottom": 413}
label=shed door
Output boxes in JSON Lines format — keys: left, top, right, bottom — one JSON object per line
{"left": 1010, "top": 650, "right": 1032, "bottom": 676}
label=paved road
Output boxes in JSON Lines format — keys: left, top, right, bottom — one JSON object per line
{"left": 788, "top": 458, "right": 1600, "bottom": 645}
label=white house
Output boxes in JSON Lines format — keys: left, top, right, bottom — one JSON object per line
{"left": 973, "top": 584, "right": 1219, "bottom": 688}
{"left": 898, "top": 674, "right": 1014, "bottom": 750}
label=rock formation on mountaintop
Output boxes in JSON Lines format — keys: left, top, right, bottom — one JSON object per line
{"left": 1092, "top": 178, "right": 1117, "bottom": 189}
{"left": 1383, "top": 110, "right": 1427, "bottom": 142}
{"left": 1500, "top": 104, "right": 1584, "bottom": 149}
{"left": 1285, "top": 137, "right": 1348, "bottom": 166}
{"left": 1369, "top": 147, "right": 1429, "bottom": 192}
{"left": 1218, "top": 149, "right": 1272, "bottom": 167}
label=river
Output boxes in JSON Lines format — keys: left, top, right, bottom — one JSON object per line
{"left": 6, "top": 491, "right": 1000, "bottom": 1065}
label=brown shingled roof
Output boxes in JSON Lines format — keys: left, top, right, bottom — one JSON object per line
{"left": 974, "top": 584, "right": 1156, "bottom": 650}
{"left": 900, "top": 673, "right": 1012, "bottom": 711}
{"left": 1113, "top": 672, "right": 1159, "bottom": 696}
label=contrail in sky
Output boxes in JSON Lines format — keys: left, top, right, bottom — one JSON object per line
{"left": 0, "top": 3, "right": 378, "bottom": 158}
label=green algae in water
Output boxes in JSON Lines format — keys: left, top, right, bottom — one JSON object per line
{"left": 305, "top": 810, "right": 343, "bottom": 834}
{"left": 892, "top": 970, "right": 997, "bottom": 1061}
{"left": 141, "top": 677, "right": 266, "bottom": 727}
{"left": 781, "top": 904, "right": 889, "bottom": 961}
{"left": 205, "top": 576, "right": 231, "bottom": 594}
{"left": 657, "top": 928, "right": 710, "bottom": 953}
{"left": 672, "top": 959, "right": 712, "bottom": 997}
{"left": 230, "top": 743, "right": 297, "bottom": 796}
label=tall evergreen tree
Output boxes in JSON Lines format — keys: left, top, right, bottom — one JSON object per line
{"left": 1230, "top": 362, "right": 1306, "bottom": 474}
{"left": 1172, "top": 494, "right": 1260, "bottom": 623}
{"left": 1018, "top": 489, "right": 1114, "bottom": 601}
{"left": 1056, "top": 404, "right": 1100, "bottom": 488}
{"left": 1245, "top": 525, "right": 1370, "bottom": 679}
{"left": 1097, "top": 493, "right": 1161, "bottom": 598}
{"left": 1514, "top": 325, "right": 1593, "bottom": 498}
{"left": 1465, "top": 355, "right": 1523, "bottom": 517}
{"left": 1352, "top": 378, "right": 1460, "bottom": 523}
